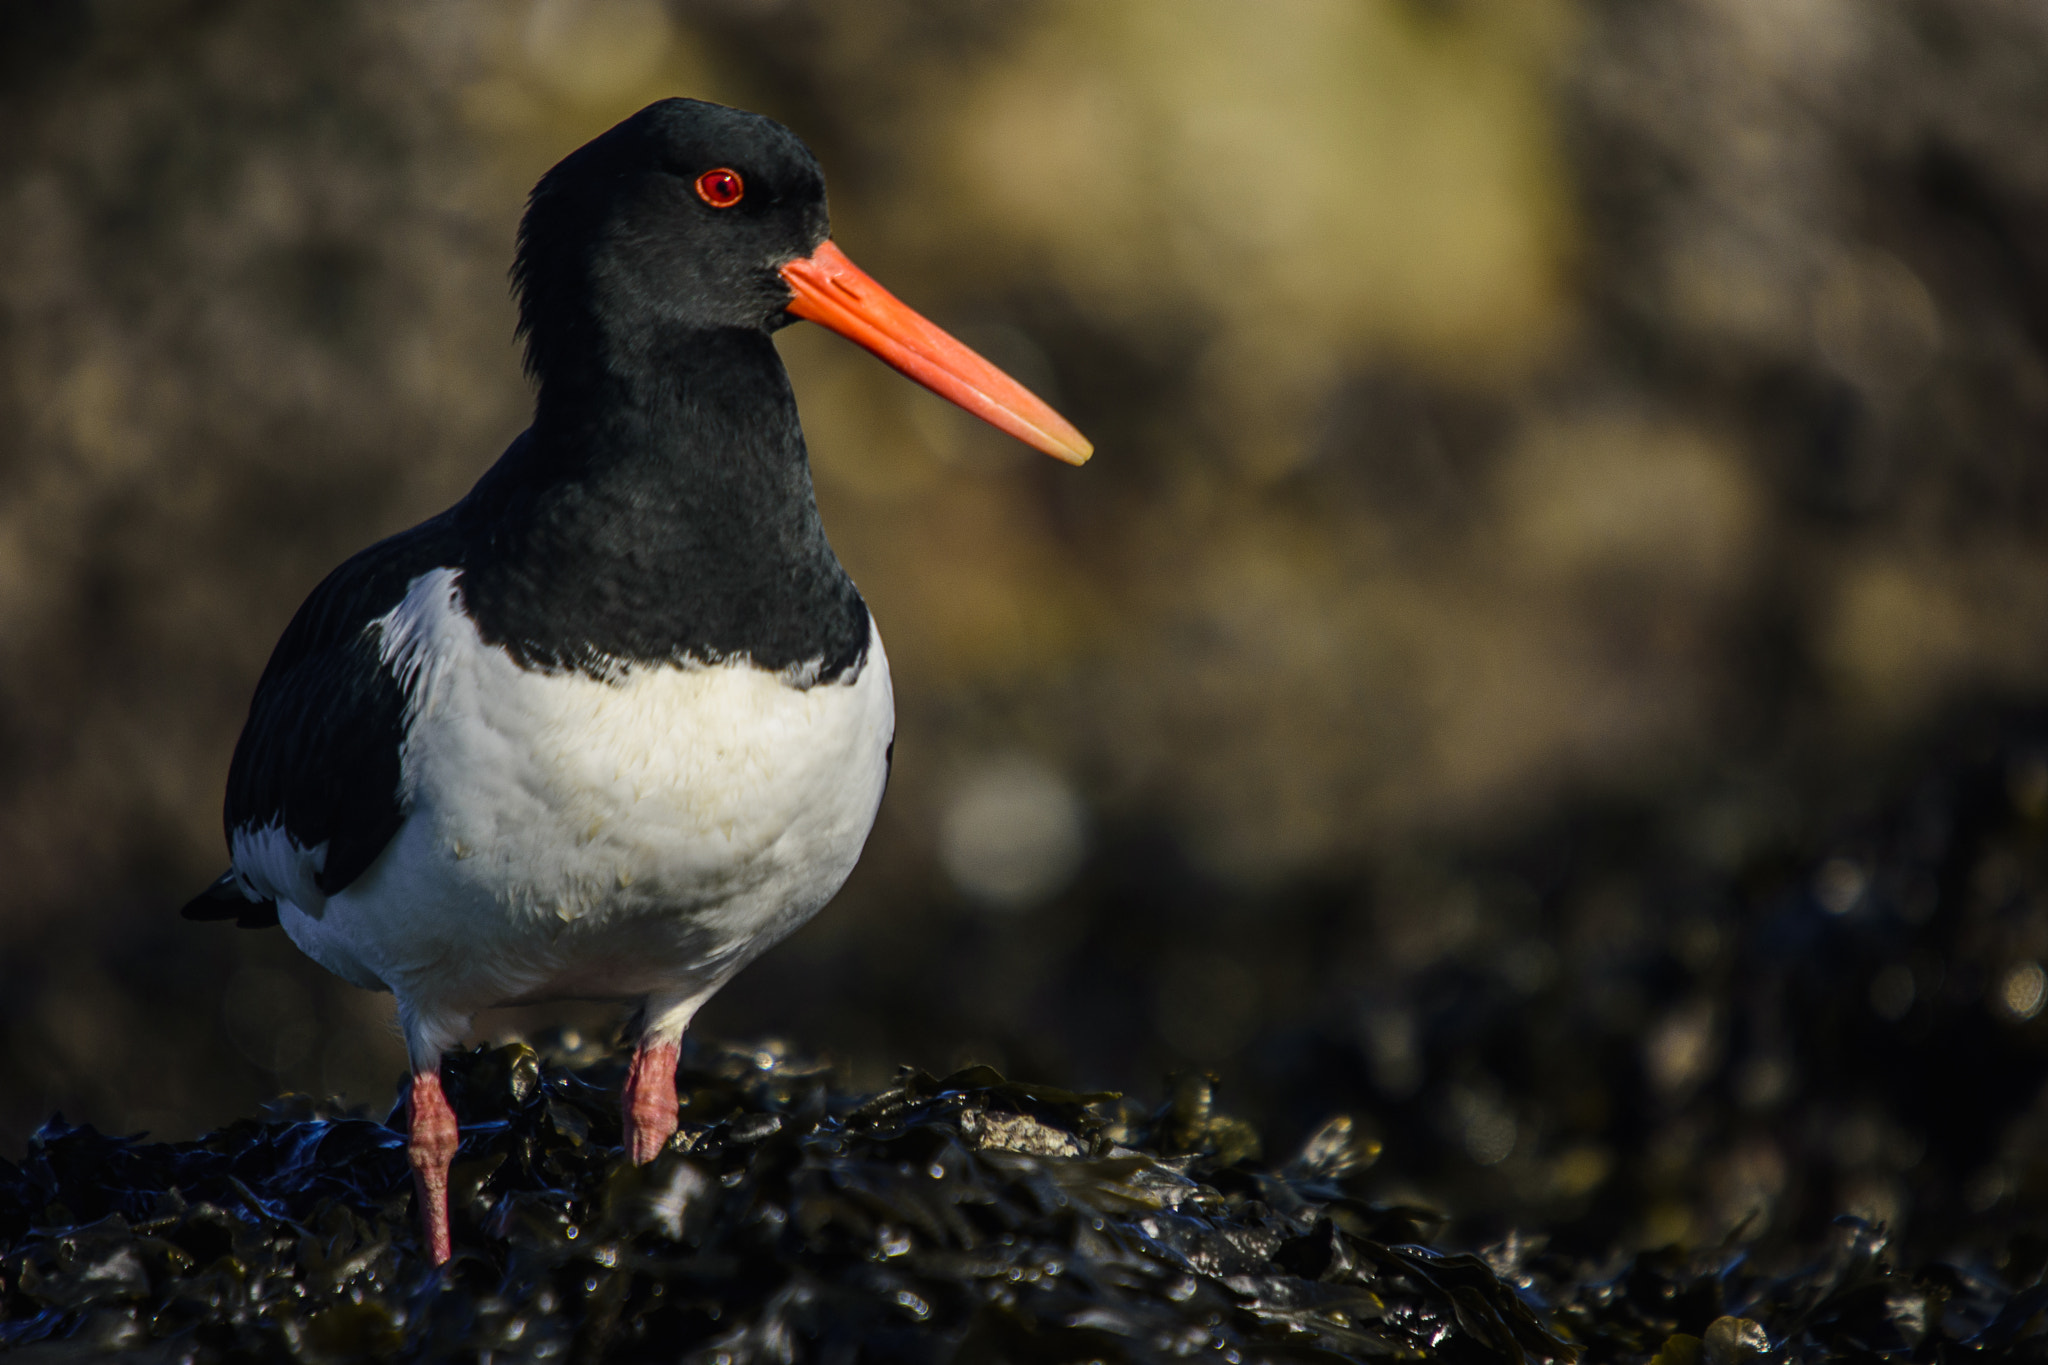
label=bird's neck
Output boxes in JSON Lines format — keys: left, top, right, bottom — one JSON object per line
{"left": 531, "top": 325, "right": 814, "bottom": 513}
{"left": 456, "top": 326, "right": 870, "bottom": 680}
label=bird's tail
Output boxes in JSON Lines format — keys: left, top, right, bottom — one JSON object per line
{"left": 180, "top": 870, "right": 281, "bottom": 928}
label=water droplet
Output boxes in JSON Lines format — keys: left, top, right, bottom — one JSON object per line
{"left": 1998, "top": 961, "right": 2045, "bottom": 1021}
{"left": 1814, "top": 857, "right": 1867, "bottom": 915}
{"left": 939, "top": 754, "right": 1088, "bottom": 909}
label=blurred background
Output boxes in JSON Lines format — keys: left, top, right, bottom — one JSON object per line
{"left": 6, "top": 0, "right": 2048, "bottom": 1264}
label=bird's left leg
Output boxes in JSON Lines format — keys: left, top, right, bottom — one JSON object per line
{"left": 399, "top": 1005, "right": 467, "bottom": 1265}
{"left": 406, "top": 1064, "right": 459, "bottom": 1264}
{"left": 621, "top": 987, "right": 716, "bottom": 1164}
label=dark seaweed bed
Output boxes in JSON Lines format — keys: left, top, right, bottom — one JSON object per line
{"left": 13, "top": 717, "right": 2048, "bottom": 1364}
{"left": 2, "top": 1033, "right": 2044, "bottom": 1363}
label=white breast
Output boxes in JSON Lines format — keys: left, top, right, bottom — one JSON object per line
{"left": 264, "top": 567, "right": 894, "bottom": 1053}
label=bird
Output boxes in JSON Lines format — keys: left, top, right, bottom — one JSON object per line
{"left": 181, "top": 97, "right": 1090, "bottom": 1265}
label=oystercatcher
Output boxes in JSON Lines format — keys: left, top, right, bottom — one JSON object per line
{"left": 181, "top": 99, "right": 1090, "bottom": 1264}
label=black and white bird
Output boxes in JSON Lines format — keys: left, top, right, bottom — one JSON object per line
{"left": 182, "top": 98, "right": 1090, "bottom": 1265}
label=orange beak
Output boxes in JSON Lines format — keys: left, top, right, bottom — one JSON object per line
{"left": 779, "top": 241, "right": 1092, "bottom": 466}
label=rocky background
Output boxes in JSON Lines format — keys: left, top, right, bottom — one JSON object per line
{"left": 5, "top": 0, "right": 2048, "bottom": 1269}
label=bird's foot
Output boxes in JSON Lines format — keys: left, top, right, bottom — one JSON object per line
{"left": 621, "top": 1037, "right": 681, "bottom": 1164}
{"left": 407, "top": 1068, "right": 459, "bottom": 1265}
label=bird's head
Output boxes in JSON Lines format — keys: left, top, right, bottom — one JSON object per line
{"left": 515, "top": 98, "right": 1090, "bottom": 465}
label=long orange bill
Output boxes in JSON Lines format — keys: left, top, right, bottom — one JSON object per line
{"left": 779, "top": 240, "right": 1092, "bottom": 466}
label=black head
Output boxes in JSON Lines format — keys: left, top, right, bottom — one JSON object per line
{"left": 512, "top": 99, "right": 830, "bottom": 386}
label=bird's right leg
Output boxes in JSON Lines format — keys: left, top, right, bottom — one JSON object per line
{"left": 621, "top": 1036, "right": 680, "bottom": 1165}
{"left": 621, "top": 986, "right": 718, "bottom": 1164}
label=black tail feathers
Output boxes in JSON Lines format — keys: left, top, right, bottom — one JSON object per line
{"left": 180, "top": 871, "right": 280, "bottom": 929}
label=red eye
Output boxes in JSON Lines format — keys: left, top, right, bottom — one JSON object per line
{"left": 695, "top": 168, "right": 744, "bottom": 208}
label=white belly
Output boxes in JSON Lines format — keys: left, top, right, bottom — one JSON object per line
{"left": 270, "top": 568, "right": 893, "bottom": 1045}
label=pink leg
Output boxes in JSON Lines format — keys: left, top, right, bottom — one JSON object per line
{"left": 407, "top": 1067, "right": 459, "bottom": 1265}
{"left": 621, "top": 1037, "right": 680, "bottom": 1164}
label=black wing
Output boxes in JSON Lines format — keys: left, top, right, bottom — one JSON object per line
{"left": 185, "top": 507, "right": 469, "bottom": 922}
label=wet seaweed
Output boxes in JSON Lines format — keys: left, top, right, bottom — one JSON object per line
{"left": 2, "top": 1039, "right": 2042, "bottom": 1363}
